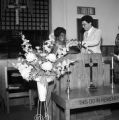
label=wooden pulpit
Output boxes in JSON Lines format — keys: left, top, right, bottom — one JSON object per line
{"left": 57, "top": 53, "right": 110, "bottom": 91}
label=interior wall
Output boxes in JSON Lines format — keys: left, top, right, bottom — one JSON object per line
{"left": 51, "top": 0, "right": 119, "bottom": 45}
{"left": 51, "top": 0, "right": 67, "bottom": 32}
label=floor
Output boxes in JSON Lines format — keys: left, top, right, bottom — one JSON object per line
{"left": 0, "top": 105, "right": 37, "bottom": 120}
{"left": 0, "top": 104, "right": 119, "bottom": 120}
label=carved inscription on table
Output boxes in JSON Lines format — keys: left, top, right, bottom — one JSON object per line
{"left": 77, "top": 95, "right": 119, "bottom": 108}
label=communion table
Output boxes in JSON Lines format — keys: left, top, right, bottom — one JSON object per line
{"left": 52, "top": 85, "right": 119, "bottom": 120}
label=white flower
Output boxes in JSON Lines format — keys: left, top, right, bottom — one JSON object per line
{"left": 21, "top": 34, "right": 25, "bottom": 40}
{"left": 46, "top": 53, "right": 56, "bottom": 62}
{"left": 35, "top": 46, "right": 40, "bottom": 50}
{"left": 25, "top": 52, "right": 37, "bottom": 62}
{"left": 40, "top": 53, "right": 47, "bottom": 57}
{"left": 34, "top": 75, "right": 54, "bottom": 83}
{"left": 38, "top": 61, "right": 42, "bottom": 65}
{"left": 41, "top": 61, "right": 53, "bottom": 71}
{"left": 46, "top": 76, "right": 55, "bottom": 82}
{"left": 44, "top": 39, "right": 54, "bottom": 53}
{"left": 62, "top": 60, "right": 67, "bottom": 66}
{"left": 34, "top": 76, "right": 42, "bottom": 82}
{"left": 17, "top": 64, "right": 33, "bottom": 81}
{"left": 57, "top": 47, "right": 67, "bottom": 58}
{"left": 57, "top": 62, "right": 62, "bottom": 67}
{"left": 44, "top": 45, "right": 52, "bottom": 53}
{"left": 20, "top": 68, "right": 30, "bottom": 80}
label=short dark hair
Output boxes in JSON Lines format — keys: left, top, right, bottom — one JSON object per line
{"left": 81, "top": 15, "right": 93, "bottom": 24}
{"left": 54, "top": 27, "right": 66, "bottom": 37}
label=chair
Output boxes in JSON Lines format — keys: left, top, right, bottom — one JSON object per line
{"left": 0, "top": 94, "right": 5, "bottom": 112}
{"left": 5, "top": 67, "right": 32, "bottom": 113}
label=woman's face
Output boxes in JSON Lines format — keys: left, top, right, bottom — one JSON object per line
{"left": 82, "top": 21, "right": 92, "bottom": 31}
{"left": 58, "top": 32, "right": 66, "bottom": 42}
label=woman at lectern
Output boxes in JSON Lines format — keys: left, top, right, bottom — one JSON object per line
{"left": 51, "top": 27, "right": 67, "bottom": 54}
{"left": 114, "top": 32, "right": 119, "bottom": 55}
{"left": 80, "top": 15, "right": 102, "bottom": 54}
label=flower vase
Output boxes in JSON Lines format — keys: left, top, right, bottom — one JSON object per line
{"left": 37, "top": 81, "right": 47, "bottom": 102}
{"left": 34, "top": 79, "right": 49, "bottom": 120}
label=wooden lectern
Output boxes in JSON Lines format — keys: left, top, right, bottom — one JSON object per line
{"left": 57, "top": 53, "right": 110, "bottom": 91}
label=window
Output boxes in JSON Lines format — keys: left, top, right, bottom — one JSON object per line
{"left": 0, "top": 0, "right": 50, "bottom": 58}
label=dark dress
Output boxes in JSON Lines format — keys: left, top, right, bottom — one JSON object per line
{"left": 114, "top": 34, "right": 119, "bottom": 83}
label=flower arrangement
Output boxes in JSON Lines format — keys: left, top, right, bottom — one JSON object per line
{"left": 13, "top": 32, "right": 75, "bottom": 85}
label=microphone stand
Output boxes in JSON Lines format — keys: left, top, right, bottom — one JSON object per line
{"left": 111, "top": 56, "right": 114, "bottom": 89}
